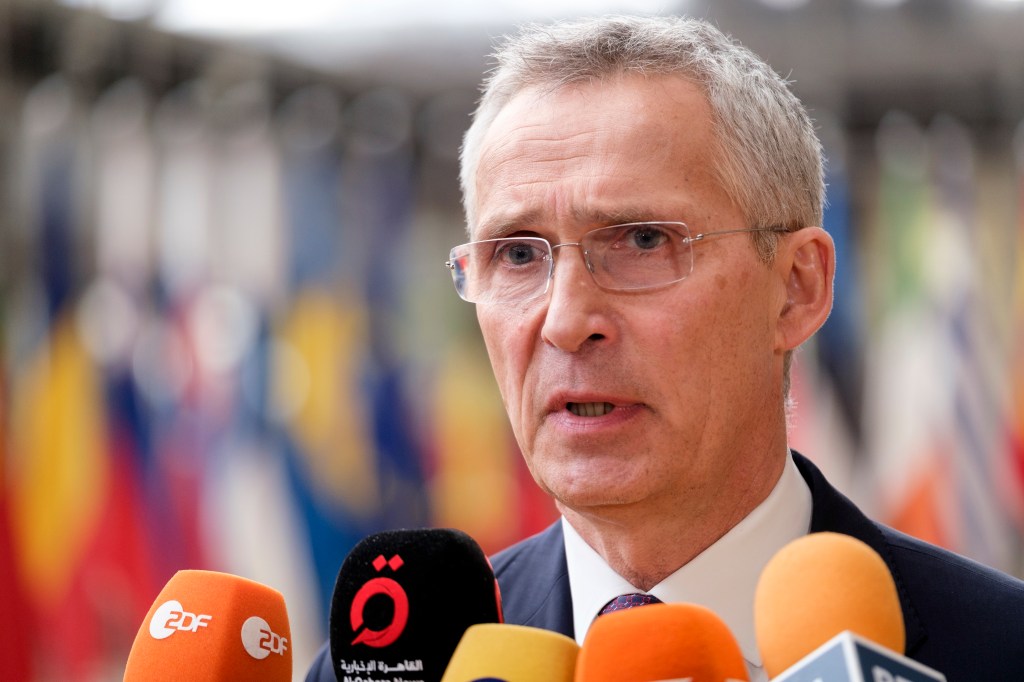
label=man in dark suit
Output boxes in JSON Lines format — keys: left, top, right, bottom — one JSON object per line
{"left": 449, "top": 14, "right": 1024, "bottom": 681}
{"left": 307, "top": 15, "right": 1024, "bottom": 681}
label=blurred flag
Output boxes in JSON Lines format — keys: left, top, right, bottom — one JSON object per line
{"left": 928, "top": 115, "right": 1016, "bottom": 570}
{"left": 9, "top": 75, "right": 112, "bottom": 678}
{"left": 11, "top": 309, "right": 111, "bottom": 677}
{"left": 195, "top": 81, "right": 326, "bottom": 674}
{"left": 814, "top": 115, "right": 866, "bottom": 448}
{"left": 0, "top": 349, "right": 33, "bottom": 682}
{"left": 862, "top": 112, "right": 955, "bottom": 550}
{"left": 430, "top": 340, "right": 522, "bottom": 553}
{"left": 334, "top": 87, "right": 430, "bottom": 536}
{"left": 1009, "top": 122, "right": 1024, "bottom": 534}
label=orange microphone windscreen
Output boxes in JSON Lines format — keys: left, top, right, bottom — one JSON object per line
{"left": 441, "top": 623, "right": 578, "bottom": 682}
{"left": 575, "top": 602, "right": 749, "bottom": 682}
{"left": 753, "top": 532, "right": 905, "bottom": 678}
{"left": 123, "top": 570, "right": 292, "bottom": 681}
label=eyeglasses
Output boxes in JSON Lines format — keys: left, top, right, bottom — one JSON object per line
{"left": 445, "top": 222, "right": 788, "bottom": 304}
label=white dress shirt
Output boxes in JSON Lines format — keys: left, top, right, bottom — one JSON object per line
{"left": 562, "top": 453, "right": 813, "bottom": 681}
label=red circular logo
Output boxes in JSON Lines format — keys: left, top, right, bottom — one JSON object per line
{"left": 350, "top": 557, "right": 410, "bottom": 647}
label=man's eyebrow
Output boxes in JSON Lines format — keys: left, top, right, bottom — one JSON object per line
{"left": 576, "top": 207, "right": 669, "bottom": 225}
{"left": 475, "top": 211, "right": 542, "bottom": 240}
{"left": 477, "top": 207, "right": 678, "bottom": 240}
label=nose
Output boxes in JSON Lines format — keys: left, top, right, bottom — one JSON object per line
{"left": 540, "top": 243, "right": 615, "bottom": 352}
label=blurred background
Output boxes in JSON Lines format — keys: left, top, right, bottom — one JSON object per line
{"left": 0, "top": 0, "right": 1022, "bottom": 679}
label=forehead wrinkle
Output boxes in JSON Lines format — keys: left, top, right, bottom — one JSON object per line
{"left": 480, "top": 137, "right": 603, "bottom": 185}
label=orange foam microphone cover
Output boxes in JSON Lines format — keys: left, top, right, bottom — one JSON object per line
{"left": 754, "top": 532, "right": 905, "bottom": 678}
{"left": 575, "top": 602, "right": 749, "bottom": 682}
{"left": 124, "top": 570, "right": 292, "bottom": 681}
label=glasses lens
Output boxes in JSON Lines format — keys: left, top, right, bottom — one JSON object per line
{"left": 583, "top": 222, "right": 694, "bottom": 290}
{"left": 448, "top": 238, "right": 552, "bottom": 303}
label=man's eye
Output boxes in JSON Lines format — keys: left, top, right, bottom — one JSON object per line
{"left": 628, "top": 227, "right": 668, "bottom": 250}
{"left": 497, "top": 242, "right": 540, "bottom": 265}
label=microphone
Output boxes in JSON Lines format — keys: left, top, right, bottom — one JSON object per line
{"left": 575, "top": 602, "right": 750, "bottom": 682}
{"left": 440, "top": 623, "right": 578, "bottom": 682}
{"left": 123, "top": 569, "right": 292, "bottom": 681}
{"left": 329, "top": 528, "right": 503, "bottom": 682}
{"left": 754, "top": 532, "right": 944, "bottom": 681}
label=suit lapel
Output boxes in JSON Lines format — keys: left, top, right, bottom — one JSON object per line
{"left": 493, "top": 522, "right": 575, "bottom": 639}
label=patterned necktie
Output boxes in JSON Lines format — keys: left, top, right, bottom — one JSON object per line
{"left": 599, "top": 592, "right": 663, "bottom": 615}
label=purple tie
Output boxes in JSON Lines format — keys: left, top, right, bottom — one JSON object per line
{"left": 599, "top": 592, "right": 663, "bottom": 615}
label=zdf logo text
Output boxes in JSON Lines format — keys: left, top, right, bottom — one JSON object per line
{"left": 149, "top": 600, "right": 213, "bottom": 640}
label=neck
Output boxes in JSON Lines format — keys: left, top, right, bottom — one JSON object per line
{"left": 559, "top": 446, "right": 788, "bottom": 591}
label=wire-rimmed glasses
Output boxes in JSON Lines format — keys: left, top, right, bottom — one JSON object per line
{"left": 445, "top": 221, "right": 788, "bottom": 304}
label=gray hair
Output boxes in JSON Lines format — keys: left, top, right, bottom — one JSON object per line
{"left": 459, "top": 15, "right": 824, "bottom": 262}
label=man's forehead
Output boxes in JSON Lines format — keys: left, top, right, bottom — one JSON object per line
{"left": 474, "top": 74, "right": 714, "bottom": 170}
{"left": 469, "top": 76, "right": 721, "bottom": 240}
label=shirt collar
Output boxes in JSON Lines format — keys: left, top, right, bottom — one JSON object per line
{"left": 562, "top": 453, "right": 812, "bottom": 671}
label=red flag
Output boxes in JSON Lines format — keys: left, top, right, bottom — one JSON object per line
{"left": 0, "top": 373, "right": 33, "bottom": 682}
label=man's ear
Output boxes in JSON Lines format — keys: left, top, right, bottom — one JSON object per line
{"left": 775, "top": 227, "right": 835, "bottom": 351}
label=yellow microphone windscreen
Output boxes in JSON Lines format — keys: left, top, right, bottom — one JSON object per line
{"left": 754, "top": 532, "right": 905, "bottom": 678}
{"left": 575, "top": 602, "right": 749, "bottom": 682}
{"left": 441, "top": 623, "right": 578, "bottom": 682}
{"left": 123, "top": 570, "right": 292, "bottom": 681}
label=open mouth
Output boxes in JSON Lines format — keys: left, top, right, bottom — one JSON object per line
{"left": 567, "top": 402, "right": 615, "bottom": 417}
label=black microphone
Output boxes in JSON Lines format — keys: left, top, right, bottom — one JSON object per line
{"left": 328, "top": 528, "right": 502, "bottom": 682}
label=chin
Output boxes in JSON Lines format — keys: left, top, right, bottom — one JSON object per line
{"left": 531, "top": 451, "right": 655, "bottom": 508}
{"left": 547, "top": 477, "right": 648, "bottom": 512}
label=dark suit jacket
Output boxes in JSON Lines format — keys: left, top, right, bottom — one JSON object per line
{"left": 306, "top": 452, "right": 1024, "bottom": 680}
{"left": 492, "top": 452, "right": 1024, "bottom": 680}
